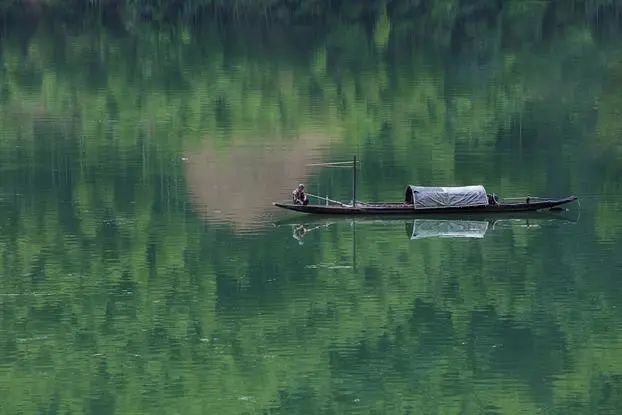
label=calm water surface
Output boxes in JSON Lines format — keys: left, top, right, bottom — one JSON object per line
{"left": 1, "top": 8, "right": 622, "bottom": 415}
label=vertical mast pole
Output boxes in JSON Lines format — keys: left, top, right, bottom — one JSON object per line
{"left": 352, "top": 155, "right": 357, "bottom": 206}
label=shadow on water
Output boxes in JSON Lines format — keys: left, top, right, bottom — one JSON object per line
{"left": 273, "top": 208, "right": 580, "bottom": 226}
{"left": 275, "top": 210, "right": 579, "bottom": 245}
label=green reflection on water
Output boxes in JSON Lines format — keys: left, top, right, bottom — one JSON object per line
{"left": 1, "top": 4, "right": 622, "bottom": 414}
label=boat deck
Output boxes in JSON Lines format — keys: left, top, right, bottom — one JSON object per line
{"left": 274, "top": 196, "right": 577, "bottom": 215}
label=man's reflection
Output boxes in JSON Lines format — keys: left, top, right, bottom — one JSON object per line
{"left": 292, "top": 224, "right": 310, "bottom": 245}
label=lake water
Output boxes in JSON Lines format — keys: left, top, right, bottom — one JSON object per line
{"left": 1, "top": 6, "right": 622, "bottom": 414}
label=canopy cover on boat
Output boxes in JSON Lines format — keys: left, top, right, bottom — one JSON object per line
{"left": 405, "top": 185, "right": 489, "bottom": 209}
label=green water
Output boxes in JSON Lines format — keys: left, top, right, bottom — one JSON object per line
{"left": 1, "top": 5, "right": 622, "bottom": 414}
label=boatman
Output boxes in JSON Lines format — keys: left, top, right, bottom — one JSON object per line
{"left": 292, "top": 184, "right": 309, "bottom": 205}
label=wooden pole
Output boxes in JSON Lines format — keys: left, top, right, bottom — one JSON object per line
{"left": 352, "top": 155, "right": 357, "bottom": 206}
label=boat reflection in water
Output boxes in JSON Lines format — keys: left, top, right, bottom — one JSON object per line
{"left": 290, "top": 223, "right": 333, "bottom": 245}
{"left": 407, "top": 219, "right": 489, "bottom": 240}
{"left": 277, "top": 213, "right": 577, "bottom": 245}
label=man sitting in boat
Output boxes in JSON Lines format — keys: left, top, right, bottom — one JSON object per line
{"left": 292, "top": 184, "right": 309, "bottom": 205}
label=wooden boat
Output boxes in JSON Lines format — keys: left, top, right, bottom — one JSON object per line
{"left": 274, "top": 157, "right": 577, "bottom": 215}
{"left": 274, "top": 195, "right": 577, "bottom": 215}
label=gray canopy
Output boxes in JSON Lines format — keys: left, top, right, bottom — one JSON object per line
{"left": 409, "top": 219, "right": 489, "bottom": 240}
{"left": 405, "top": 185, "right": 489, "bottom": 209}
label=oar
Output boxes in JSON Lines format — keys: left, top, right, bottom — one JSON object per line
{"left": 305, "top": 161, "right": 359, "bottom": 167}
{"left": 306, "top": 193, "right": 351, "bottom": 207}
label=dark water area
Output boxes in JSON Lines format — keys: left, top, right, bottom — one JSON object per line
{"left": 1, "top": 2, "right": 622, "bottom": 413}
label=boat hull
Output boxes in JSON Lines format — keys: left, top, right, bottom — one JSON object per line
{"left": 273, "top": 196, "right": 577, "bottom": 215}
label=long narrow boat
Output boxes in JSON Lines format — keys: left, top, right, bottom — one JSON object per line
{"left": 273, "top": 194, "right": 577, "bottom": 215}
{"left": 274, "top": 157, "right": 577, "bottom": 215}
